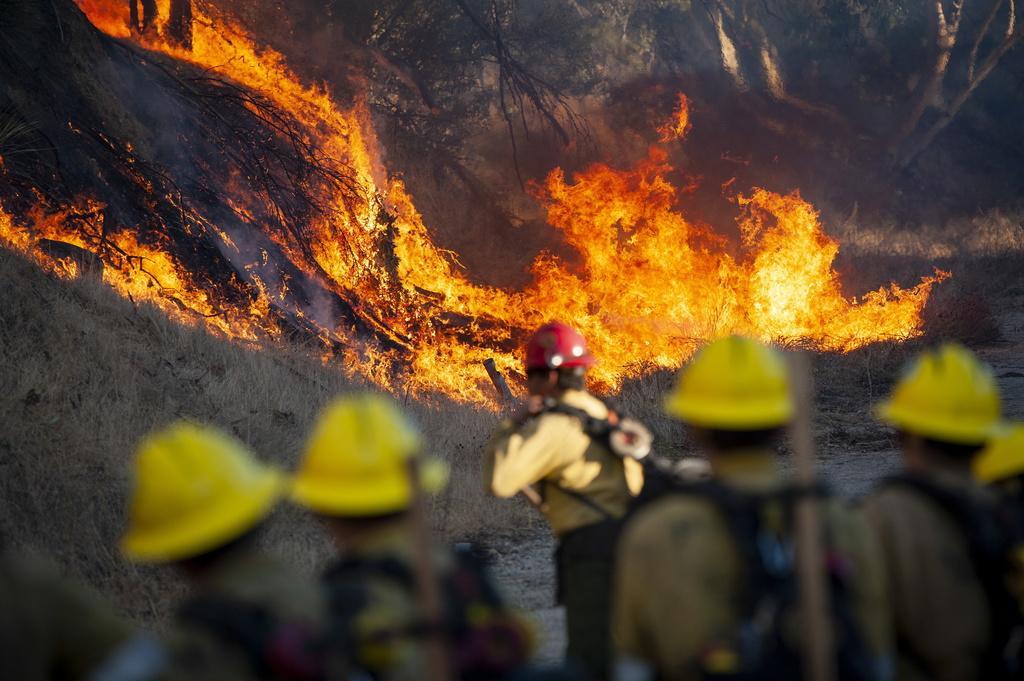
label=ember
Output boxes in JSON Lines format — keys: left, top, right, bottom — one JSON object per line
{"left": 0, "top": 1, "right": 949, "bottom": 405}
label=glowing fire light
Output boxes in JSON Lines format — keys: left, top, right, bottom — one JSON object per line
{"left": 0, "top": 1, "right": 949, "bottom": 404}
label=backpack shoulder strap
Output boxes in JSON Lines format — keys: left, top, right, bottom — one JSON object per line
{"left": 539, "top": 399, "right": 612, "bottom": 438}
{"left": 533, "top": 399, "right": 623, "bottom": 521}
{"left": 540, "top": 397, "right": 653, "bottom": 459}
{"left": 678, "top": 480, "right": 788, "bottom": 614}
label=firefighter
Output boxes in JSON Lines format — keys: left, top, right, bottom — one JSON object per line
{"left": 974, "top": 421, "right": 1024, "bottom": 520}
{"left": 121, "top": 421, "right": 334, "bottom": 681}
{"left": 864, "top": 344, "right": 1007, "bottom": 681}
{"left": 973, "top": 422, "right": 1024, "bottom": 612}
{"left": 483, "top": 321, "right": 645, "bottom": 681}
{"left": 291, "top": 393, "right": 532, "bottom": 681}
{"left": 612, "top": 336, "right": 892, "bottom": 681}
{"left": 0, "top": 544, "right": 168, "bottom": 681}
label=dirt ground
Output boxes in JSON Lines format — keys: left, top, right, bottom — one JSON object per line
{"left": 478, "top": 295, "right": 1024, "bottom": 666}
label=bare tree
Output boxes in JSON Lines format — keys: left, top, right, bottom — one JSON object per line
{"left": 166, "top": 0, "right": 193, "bottom": 50}
{"left": 129, "top": 0, "right": 158, "bottom": 35}
{"left": 890, "top": 0, "right": 1024, "bottom": 168}
{"left": 886, "top": 0, "right": 965, "bottom": 162}
{"left": 699, "top": 0, "right": 838, "bottom": 117}
{"left": 450, "top": 0, "right": 586, "bottom": 184}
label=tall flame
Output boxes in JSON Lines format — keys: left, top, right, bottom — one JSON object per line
{"left": 1, "top": 2, "right": 949, "bottom": 404}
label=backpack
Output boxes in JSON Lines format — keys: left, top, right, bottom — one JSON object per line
{"left": 882, "top": 475, "right": 1024, "bottom": 681}
{"left": 177, "top": 596, "right": 327, "bottom": 681}
{"left": 321, "top": 547, "right": 530, "bottom": 681}
{"left": 634, "top": 478, "right": 884, "bottom": 681}
{"left": 536, "top": 396, "right": 680, "bottom": 518}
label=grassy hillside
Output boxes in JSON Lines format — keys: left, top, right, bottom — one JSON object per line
{"left": 0, "top": 246, "right": 531, "bottom": 622}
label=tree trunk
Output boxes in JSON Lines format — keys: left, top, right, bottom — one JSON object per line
{"left": 886, "top": 0, "right": 962, "bottom": 163}
{"left": 895, "top": 4, "right": 1024, "bottom": 168}
{"left": 166, "top": 0, "right": 193, "bottom": 50}
{"left": 705, "top": 0, "right": 748, "bottom": 90}
{"left": 130, "top": 0, "right": 158, "bottom": 34}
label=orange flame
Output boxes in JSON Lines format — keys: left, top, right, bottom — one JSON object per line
{"left": 657, "top": 94, "right": 691, "bottom": 142}
{"left": 1, "top": 2, "right": 949, "bottom": 405}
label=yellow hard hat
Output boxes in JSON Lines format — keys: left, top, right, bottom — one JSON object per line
{"left": 664, "top": 336, "right": 793, "bottom": 430}
{"left": 974, "top": 422, "right": 1024, "bottom": 484}
{"left": 121, "top": 422, "right": 283, "bottom": 563}
{"left": 874, "top": 344, "right": 1003, "bottom": 446}
{"left": 291, "top": 393, "right": 449, "bottom": 517}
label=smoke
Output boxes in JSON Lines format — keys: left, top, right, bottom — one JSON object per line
{"left": 109, "top": 58, "right": 200, "bottom": 178}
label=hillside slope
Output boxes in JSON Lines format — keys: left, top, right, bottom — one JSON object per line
{"left": 0, "top": 247, "right": 517, "bottom": 620}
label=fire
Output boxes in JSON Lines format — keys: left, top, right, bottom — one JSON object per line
{"left": 0, "top": 195, "right": 270, "bottom": 339}
{"left": 1, "top": 2, "right": 949, "bottom": 404}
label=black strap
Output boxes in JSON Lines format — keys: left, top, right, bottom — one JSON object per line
{"left": 539, "top": 398, "right": 617, "bottom": 442}
{"left": 538, "top": 477, "right": 617, "bottom": 521}
{"left": 532, "top": 397, "right": 635, "bottom": 521}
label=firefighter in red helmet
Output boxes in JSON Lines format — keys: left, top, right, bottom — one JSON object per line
{"left": 483, "top": 322, "right": 645, "bottom": 681}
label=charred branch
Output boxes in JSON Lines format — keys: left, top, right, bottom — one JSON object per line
{"left": 130, "top": 0, "right": 158, "bottom": 34}
{"left": 450, "top": 0, "right": 587, "bottom": 185}
{"left": 166, "top": 0, "right": 193, "bottom": 50}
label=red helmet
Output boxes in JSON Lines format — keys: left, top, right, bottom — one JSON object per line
{"left": 524, "top": 322, "right": 597, "bottom": 370}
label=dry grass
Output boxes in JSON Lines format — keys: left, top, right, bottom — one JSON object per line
{"left": 831, "top": 206, "right": 1024, "bottom": 261}
{"left": 0, "top": 247, "right": 530, "bottom": 624}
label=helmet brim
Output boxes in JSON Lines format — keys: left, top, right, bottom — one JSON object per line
{"left": 121, "top": 468, "right": 284, "bottom": 563}
{"left": 290, "top": 457, "right": 449, "bottom": 517}
{"left": 874, "top": 400, "right": 1007, "bottom": 446}
{"left": 664, "top": 394, "right": 793, "bottom": 430}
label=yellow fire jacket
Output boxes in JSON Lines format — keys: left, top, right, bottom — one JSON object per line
{"left": 612, "top": 449, "right": 893, "bottom": 681}
{"left": 483, "top": 389, "right": 645, "bottom": 538}
{"left": 862, "top": 466, "right": 995, "bottom": 681}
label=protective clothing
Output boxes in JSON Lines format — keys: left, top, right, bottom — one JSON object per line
{"left": 863, "top": 468, "right": 997, "bottom": 681}
{"left": 524, "top": 322, "right": 597, "bottom": 370}
{"left": 164, "top": 551, "right": 336, "bottom": 681}
{"left": 291, "top": 393, "right": 448, "bottom": 517}
{"left": 874, "top": 344, "right": 1003, "bottom": 445}
{"left": 613, "top": 448, "right": 892, "bottom": 681}
{"left": 484, "top": 389, "right": 644, "bottom": 537}
{"left": 484, "top": 388, "right": 644, "bottom": 681}
{"left": 974, "top": 421, "right": 1024, "bottom": 485}
{"left": 121, "top": 422, "right": 283, "bottom": 563}
{"left": 320, "top": 520, "right": 532, "bottom": 681}
{"left": 663, "top": 336, "right": 793, "bottom": 429}
{"left": 0, "top": 551, "right": 167, "bottom": 681}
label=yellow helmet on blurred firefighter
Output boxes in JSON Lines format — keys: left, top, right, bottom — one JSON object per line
{"left": 291, "top": 393, "right": 449, "bottom": 517}
{"left": 122, "top": 422, "right": 283, "bottom": 563}
{"left": 974, "top": 421, "right": 1024, "bottom": 484}
{"left": 664, "top": 335, "right": 793, "bottom": 429}
{"left": 875, "top": 343, "right": 1003, "bottom": 446}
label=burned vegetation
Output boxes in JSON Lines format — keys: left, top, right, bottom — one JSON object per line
{"left": 0, "top": 0, "right": 411, "bottom": 354}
